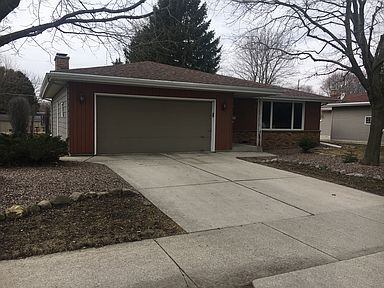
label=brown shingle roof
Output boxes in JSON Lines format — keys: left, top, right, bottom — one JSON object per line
{"left": 62, "top": 61, "right": 327, "bottom": 100}
{"left": 65, "top": 61, "right": 272, "bottom": 89}
{"left": 277, "top": 87, "right": 328, "bottom": 100}
{"left": 342, "top": 92, "right": 369, "bottom": 102}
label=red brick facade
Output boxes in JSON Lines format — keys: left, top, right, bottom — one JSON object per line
{"left": 262, "top": 130, "right": 320, "bottom": 150}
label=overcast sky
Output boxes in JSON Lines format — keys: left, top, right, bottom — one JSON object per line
{"left": 0, "top": 0, "right": 324, "bottom": 93}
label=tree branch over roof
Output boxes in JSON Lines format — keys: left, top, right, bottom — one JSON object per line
{"left": 0, "top": 0, "right": 152, "bottom": 48}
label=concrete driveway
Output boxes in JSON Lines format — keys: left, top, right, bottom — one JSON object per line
{"left": 89, "top": 152, "right": 384, "bottom": 232}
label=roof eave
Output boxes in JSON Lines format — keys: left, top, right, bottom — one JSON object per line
{"left": 327, "top": 101, "right": 370, "bottom": 107}
{"left": 41, "top": 72, "right": 283, "bottom": 99}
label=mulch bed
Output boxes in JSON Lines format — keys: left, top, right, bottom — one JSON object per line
{"left": 241, "top": 157, "right": 384, "bottom": 197}
{"left": 0, "top": 161, "right": 131, "bottom": 210}
{"left": 0, "top": 193, "right": 185, "bottom": 261}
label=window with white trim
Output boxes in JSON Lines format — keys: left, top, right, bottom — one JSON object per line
{"left": 60, "top": 102, "right": 65, "bottom": 117}
{"left": 364, "top": 116, "right": 371, "bottom": 125}
{"left": 262, "top": 101, "right": 304, "bottom": 130}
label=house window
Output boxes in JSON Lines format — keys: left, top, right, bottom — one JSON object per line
{"left": 60, "top": 102, "right": 65, "bottom": 117}
{"left": 364, "top": 116, "right": 372, "bottom": 125}
{"left": 262, "top": 101, "right": 271, "bottom": 128}
{"left": 57, "top": 102, "right": 61, "bottom": 118}
{"left": 262, "top": 101, "right": 304, "bottom": 130}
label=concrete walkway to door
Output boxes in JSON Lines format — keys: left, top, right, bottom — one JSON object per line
{"left": 2, "top": 152, "right": 384, "bottom": 288}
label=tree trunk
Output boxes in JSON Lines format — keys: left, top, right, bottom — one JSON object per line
{"left": 362, "top": 103, "right": 383, "bottom": 165}
{"left": 362, "top": 68, "right": 384, "bottom": 166}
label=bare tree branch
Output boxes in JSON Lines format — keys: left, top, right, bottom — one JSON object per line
{"left": 0, "top": 0, "right": 152, "bottom": 48}
{"left": 232, "top": 28, "right": 296, "bottom": 84}
{"left": 227, "top": 0, "right": 384, "bottom": 165}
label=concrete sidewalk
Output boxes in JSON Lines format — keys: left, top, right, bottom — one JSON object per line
{"left": 252, "top": 251, "right": 384, "bottom": 288}
{"left": 2, "top": 205, "right": 384, "bottom": 287}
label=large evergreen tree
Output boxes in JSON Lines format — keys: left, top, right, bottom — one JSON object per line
{"left": 125, "top": 0, "right": 221, "bottom": 73}
{"left": 0, "top": 67, "right": 37, "bottom": 114}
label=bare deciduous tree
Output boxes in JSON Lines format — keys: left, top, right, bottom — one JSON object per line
{"left": 0, "top": 0, "right": 152, "bottom": 49}
{"left": 229, "top": 0, "right": 384, "bottom": 165}
{"left": 232, "top": 28, "right": 296, "bottom": 84}
{"left": 321, "top": 72, "right": 366, "bottom": 97}
{"left": 298, "top": 84, "right": 313, "bottom": 93}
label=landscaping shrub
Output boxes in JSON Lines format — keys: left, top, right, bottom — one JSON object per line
{"left": 342, "top": 150, "right": 359, "bottom": 163}
{"left": 298, "top": 137, "right": 318, "bottom": 153}
{"left": 0, "top": 134, "right": 67, "bottom": 166}
{"left": 8, "top": 97, "right": 31, "bottom": 135}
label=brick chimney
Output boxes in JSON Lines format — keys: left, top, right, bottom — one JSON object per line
{"left": 54, "top": 53, "right": 69, "bottom": 70}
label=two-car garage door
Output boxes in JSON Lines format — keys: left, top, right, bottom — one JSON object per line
{"left": 96, "top": 95, "right": 214, "bottom": 154}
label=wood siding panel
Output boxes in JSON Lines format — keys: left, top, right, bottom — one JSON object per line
{"left": 305, "top": 102, "right": 321, "bottom": 131}
{"left": 68, "top": 82, "right": 233, "bottom": 154}
{"left": 215, "top": 94, "right": 233, "bottom": 150}
{"left": 68, "top": 83, "right": 94, "bottom": 155}
{"left": 51, "top": 89, "right": 68, "bottom": 139}
{"left": 233, "top": 98, "right": 257, "bottom": 131}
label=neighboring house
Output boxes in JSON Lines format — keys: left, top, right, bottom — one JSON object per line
{"left": 0, "top": 112, "right": 46, "bottom": 134}
{"left": 320, "top": 93, "right": 384, "bottom": 144}
{"left": 40, "top": 53, "right": 330, "bottom": 155}
{"left": 0, "top": 114, "right": 12, "bottom": 133}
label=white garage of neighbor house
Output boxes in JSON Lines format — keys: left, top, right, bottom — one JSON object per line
{"left": 320, "top": 93, "right": 384, "bottom": 145}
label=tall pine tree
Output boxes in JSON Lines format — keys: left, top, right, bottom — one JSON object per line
{"left": 125, "top": 0, "right": 221, "bottom": 73}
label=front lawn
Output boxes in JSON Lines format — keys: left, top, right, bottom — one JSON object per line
{"left": 0, "top": 161, "right": 185, "bottom": 260}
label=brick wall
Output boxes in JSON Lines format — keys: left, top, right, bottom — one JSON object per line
{"left": 233, "top": 131, "right": 257, "bottom": 145}
{"left": 262, "top": 130, "right": 320, "bottom": 150}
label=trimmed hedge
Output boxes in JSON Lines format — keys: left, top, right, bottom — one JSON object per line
{"left": 0, "top": 134, "right": 68, "bottom": 166}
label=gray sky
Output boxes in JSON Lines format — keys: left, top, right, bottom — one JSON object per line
{"left": 0, "top": 0, "right": 323, "bottom": 93}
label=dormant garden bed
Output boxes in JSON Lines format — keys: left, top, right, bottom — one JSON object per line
{"left": 240, "top": 144, "right": 384, "bottom": 197}
{"left": 0, "top": 161, "right": 184, "bottom": 260}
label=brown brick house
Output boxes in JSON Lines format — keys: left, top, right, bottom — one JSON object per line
{"left": 41, "top": 53, "right": 329, "bottom": 155}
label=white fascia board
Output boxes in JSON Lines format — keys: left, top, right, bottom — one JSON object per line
{"left": 328, "top": 101, "right": 370, "bottom": 107}
{"left": 41, "top": 72, "right": 283, "bottom": 98}
{"left": 39, "top": 74, "right": 50, "bottom": 98}
{"left": 260, "top": 95, "right": 331, "bottom": 102}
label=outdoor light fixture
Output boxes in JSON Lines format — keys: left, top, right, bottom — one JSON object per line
{"left": 79, "top": 95, "right": 85, "bottom": 104}
{"left": 221, "top": 101, "right": 227, "bottom": 111}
